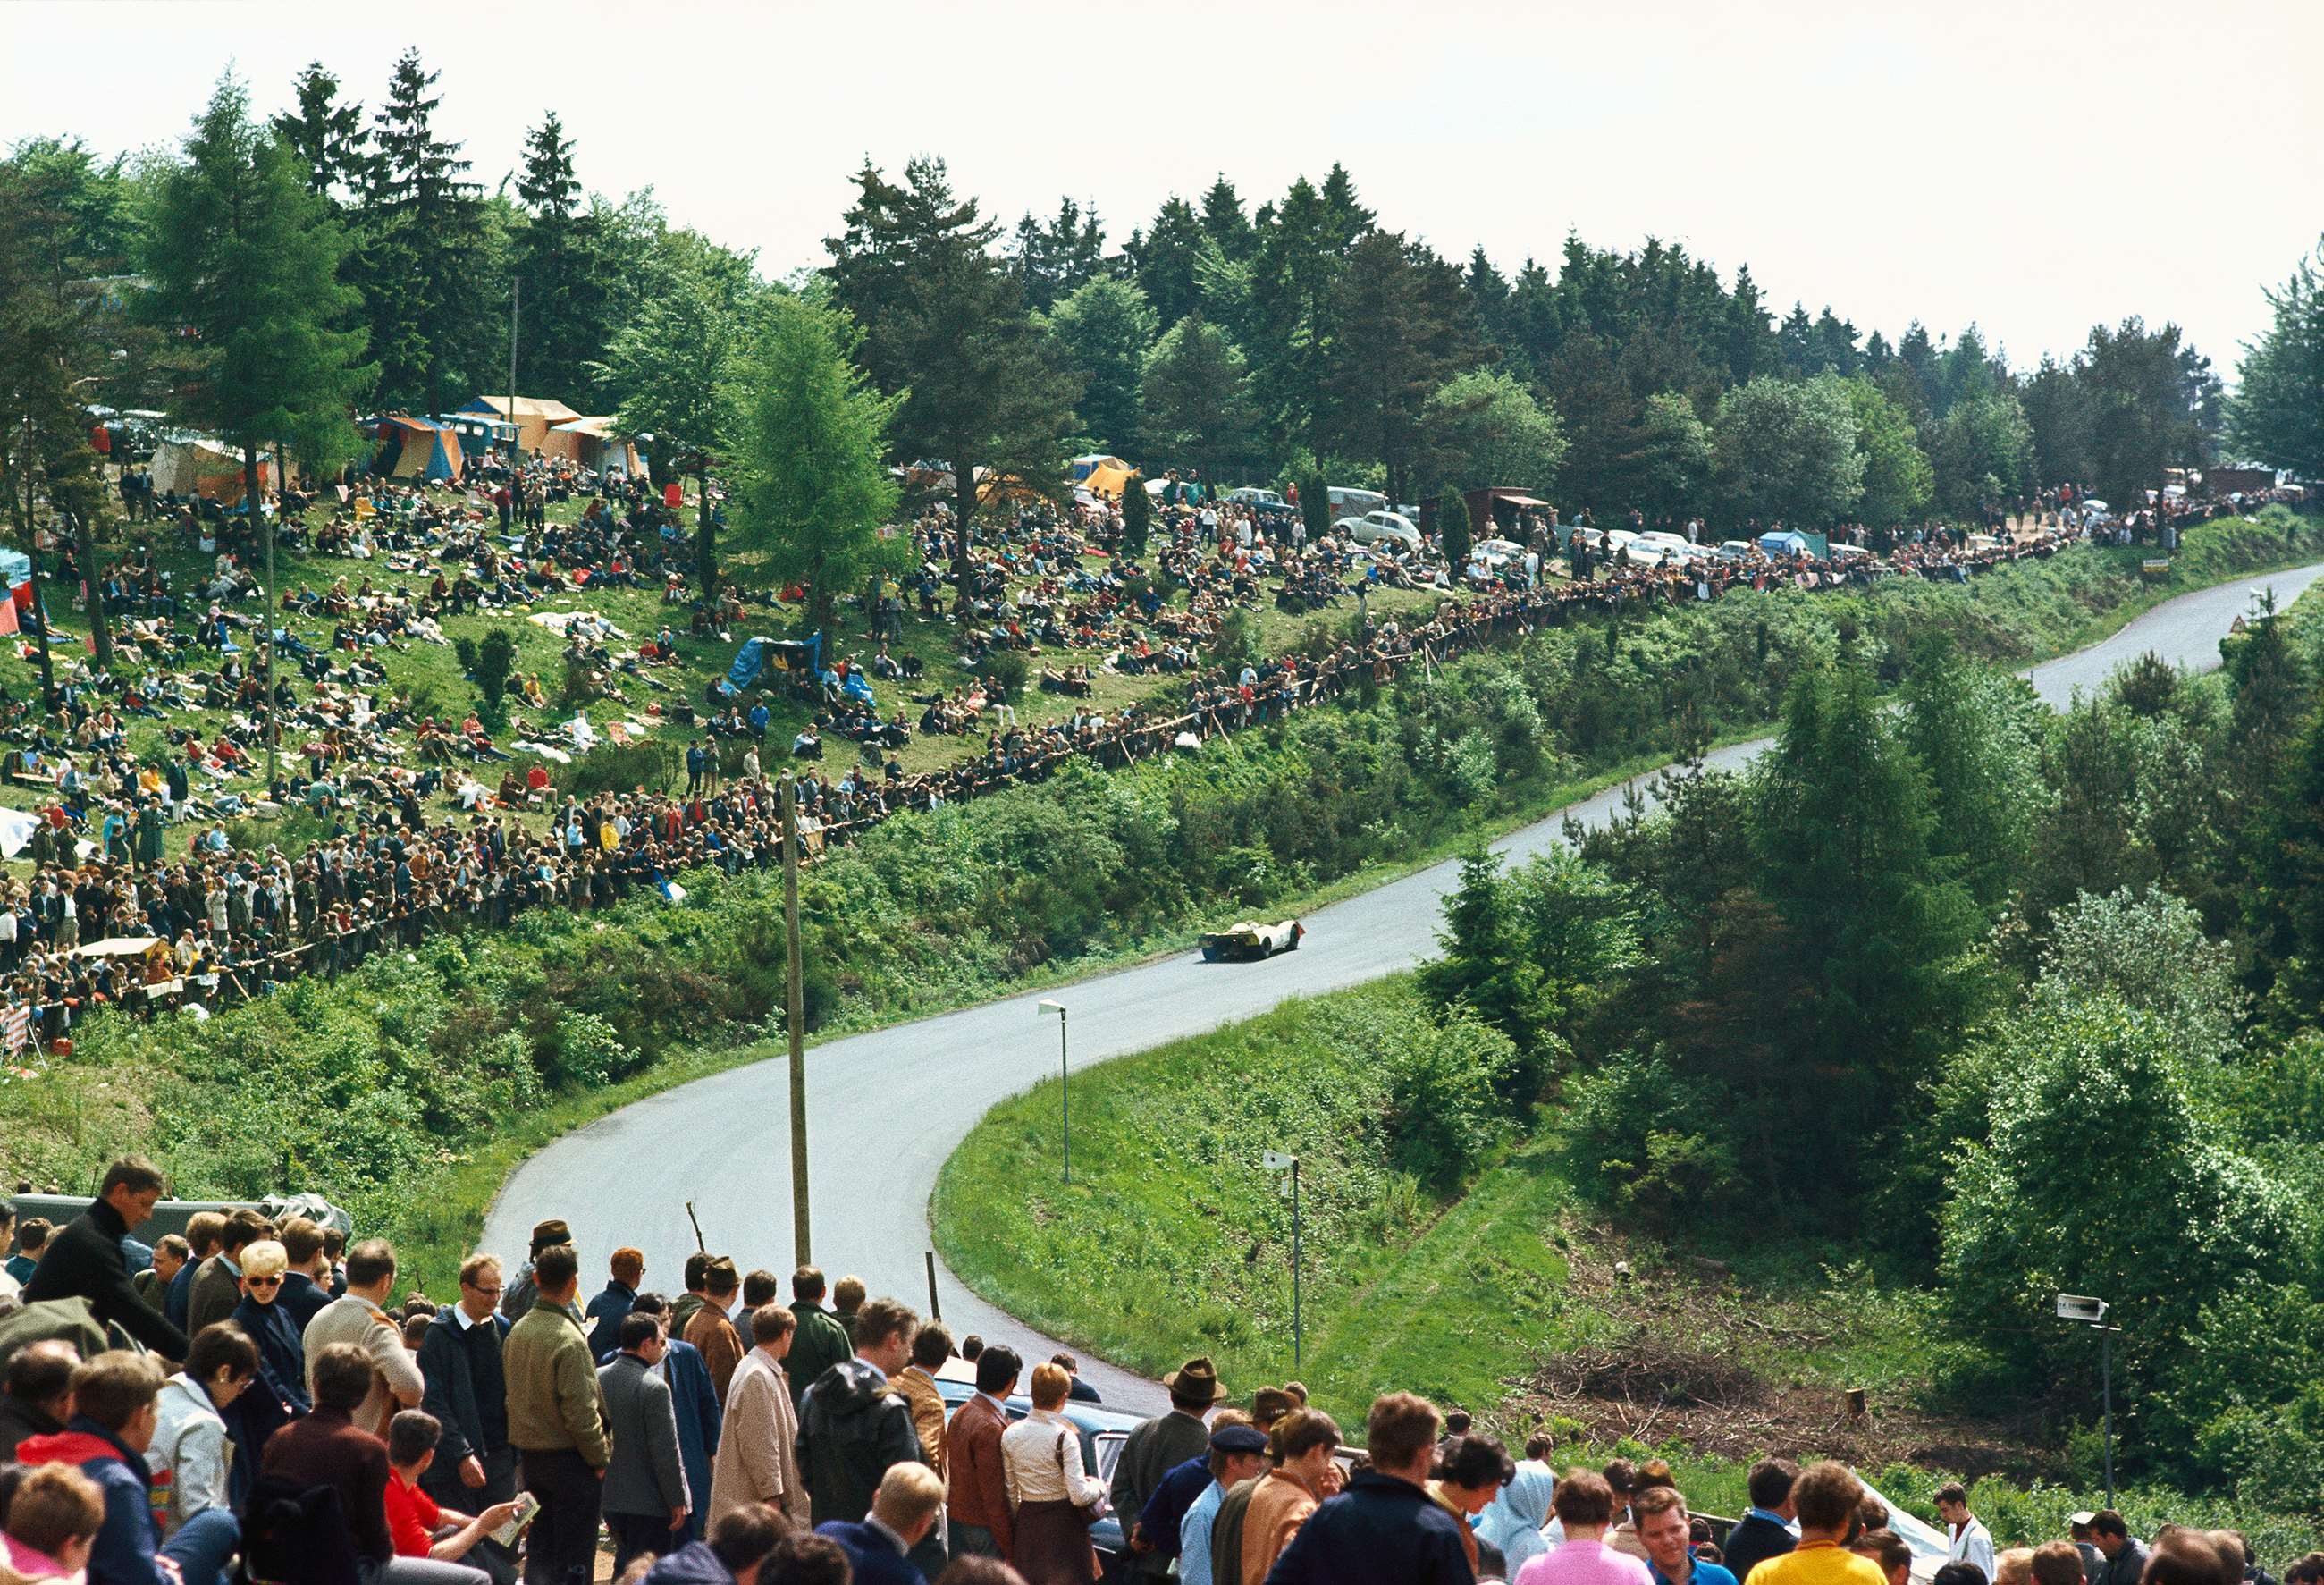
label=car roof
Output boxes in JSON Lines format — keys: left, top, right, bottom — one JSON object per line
{"left": 935, "top": 1375, "right": 1148, "bottom": 1436}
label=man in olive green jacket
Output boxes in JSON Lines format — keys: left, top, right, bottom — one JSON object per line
{"left": 786, "top": 1265, "right": 854, "bottom": 1411}
{"left": 502, "top": 1244, "right": 610, "bottom": 1585}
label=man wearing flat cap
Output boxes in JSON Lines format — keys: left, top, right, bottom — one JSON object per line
{"left": 1142, "top": 1413, "right": 1266, "bottom": 1585}
{"left": 1113, "top": 1356, "right": 1224, "bottom": 1578}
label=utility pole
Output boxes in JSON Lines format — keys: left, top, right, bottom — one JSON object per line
{"left": 1266, "top": 1151, "right": 1303, "bottom": 1369}
{"left": 507, "top": 274, "right": 522, "bottom": 472}
{"left": 1040, "top": 1000, "right": 1069, "bottom": 1183}
{"left": 781, "top": 773, "right": 811, "bottom": 1265}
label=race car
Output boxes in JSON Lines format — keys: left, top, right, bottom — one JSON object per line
{"left": 1200, "top": 919, "right": 1305, "bottom": 962}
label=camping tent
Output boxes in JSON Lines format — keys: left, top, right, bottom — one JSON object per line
{"left": 376, "top": 416, "right": 465, "bottom": 482}
{"left": 459, "top": 394, "right": 582, "bottom": 454}
{"left": 151, "top": 440, "right": 274, "bottom": 502}
{"left": 1067, "top": 454, "right": 1130, "bottom": 483}
{"left": 1082, "top": 461, "right": 1136, "bottom": 499}
{"left": 544, "top": 416, "right": 644, "bottom": 475}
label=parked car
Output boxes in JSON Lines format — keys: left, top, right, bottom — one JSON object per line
{"left": 1601, "top": 529, "right": 1663, "bottom": 568}
{"left": 1715, "top": 540, "right": 1757, "bottom": 560}
{"left": 1336, "top": 510, "right": 1421, "bottom": 551}
{"left": 1200, "top": 919, "right": 1305, "bottom": 962}
{"left": 1636, "top": 531, "right": 1701, "bottom": 565}
{"left": 1228, "top": 486, "right": 1285, "bottom": 509}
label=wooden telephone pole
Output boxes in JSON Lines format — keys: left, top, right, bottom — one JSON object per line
{"left": 782, "top": 774, "right": 811, "bottom": 1264}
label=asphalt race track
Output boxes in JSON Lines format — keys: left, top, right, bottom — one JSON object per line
{"left": 486, "top": 560, "right": 2324, "bottom": 1413}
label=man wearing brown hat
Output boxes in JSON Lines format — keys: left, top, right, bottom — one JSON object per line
{"left": 500, "top": 1218, "right": 575, "bottom": 1324}
{"left": 1112, "top": 1357, "right": 1222, "bottom": 1579}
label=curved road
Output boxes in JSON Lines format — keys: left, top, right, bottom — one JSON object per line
{"left": 486, "top": 561, "right": 2324, "bottom": 1414}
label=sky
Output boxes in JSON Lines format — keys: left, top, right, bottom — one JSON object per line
{"left": 5, "top": 0, "right": 2319, "bottom": 376}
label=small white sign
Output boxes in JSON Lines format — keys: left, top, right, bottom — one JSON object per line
{"left": 1263, "top": 1151, "right": 1297, "bottom": 1172}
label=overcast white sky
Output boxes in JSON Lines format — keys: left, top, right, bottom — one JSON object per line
{"left": 5, "top": 0, "right": 2318, "bottom": 375}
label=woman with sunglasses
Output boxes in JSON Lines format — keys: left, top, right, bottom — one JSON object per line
{"left": 224, "top": 1238, "right": 312, "bottom": 1480}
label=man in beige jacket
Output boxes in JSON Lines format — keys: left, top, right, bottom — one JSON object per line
{"left": 299, "top": 1238, "right": 425, "bottom": 1437}
{"left": 709, "top": 1302, "right": 808, "bottom": 1530}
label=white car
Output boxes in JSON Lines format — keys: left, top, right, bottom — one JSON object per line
{"left": 1715, "top": 540, "right": 1756, "bottom": 561}
{"left": 1601, "top": 529, "right": 1663, "bottom": 568}
{"left": 1228, "top": 487, "right": 1285, "bottom": 509}
{"left": 1635, "top": 531, "right": 1701, "bottom": 565}
{"left": 1336, "top": 510, "right": 1421, "bottom": 551}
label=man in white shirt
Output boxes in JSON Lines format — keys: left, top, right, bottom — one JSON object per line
{"left": 1937, "top": 1482, "right": 1996, "bottom": 1581}
{"left": 302, "top": 1236, "right": 425, "bottom": 1435}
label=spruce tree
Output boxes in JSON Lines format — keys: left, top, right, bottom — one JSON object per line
{"left": 270, "top": 63, "right": 366, "bottom": 209}
{"left": 513, "top": 113, "right": 608, "bottom": 401}
{"left": 358, "top": 49, "right": 484, "bottom": 417}
{"left": 1118, "top": 472, "right": 1150, "bottom": 556}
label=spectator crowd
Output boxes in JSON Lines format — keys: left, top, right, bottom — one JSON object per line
{"left": 0, "top": 1159, "right": 2304, "bottom": 1585}
{"left": 0, "top": 457, "right": 2233, "bottom": 1061}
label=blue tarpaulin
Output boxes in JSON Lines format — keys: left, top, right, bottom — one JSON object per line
{"left": 1759, "top": 530, "right": 1814, "bottom": 557}
{"left": 727, "top": 633, "right": 821, "bottom": 691}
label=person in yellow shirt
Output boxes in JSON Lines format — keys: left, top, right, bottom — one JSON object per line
{"left": 1739, "top": 1463, "right": 1888, "bottom": 1585}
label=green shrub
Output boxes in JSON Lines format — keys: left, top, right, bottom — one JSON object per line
{"left": 561, "top": 738, "right": 676, "bottom": 798}
{"left": 981, "top": 647, "right": 1029, "bottom": 703}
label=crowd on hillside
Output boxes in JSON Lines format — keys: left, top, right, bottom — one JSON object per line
{"left": 0, "top": 1164, "right": 2307, "bottom": 1585}
{"left": 0, "top": 459, "right": 2269, "bottom": 1054}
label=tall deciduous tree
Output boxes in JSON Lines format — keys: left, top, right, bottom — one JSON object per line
{"left": 1040, "top": 276, "right": 1156, "bottom": 457}
{"left": 144, "top": 71, "right": 371, "bottom": 776}
{"left": 1140, "top": 315, "right": 1259, "bottom": 484}
{"left": 724, "top": 294, "right": 905, "bottom": 642}
{"left": 2231, "top": 236, "right": 2324, "bottom": 480}
{"left": 825, "top": 156, "right": 1080, "bottom": 613}
{"left": 1632, "top": 391, "right": 1714, "bottom": 526}
{"left": 1423, "top": 368, "right": 1564, "bottom": 492}
{"left": 1712, "top": 374, "right": 1863, "bottom": 528}
{"left": 1840, "top": 375, "right": 1933, "bottom": 528}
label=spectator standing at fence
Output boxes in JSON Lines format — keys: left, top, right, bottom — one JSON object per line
{"left": 798, "top": 1296, "right": 927, "bottom": 1535}
{"left": 184, "top": 1210, "right": 271, "bottom": 1341}
{"left": 2088, "top": 1512, "right": 2147, "bottom": 1585}
{"left": 1114, "top": 1357, "right": 1222, "bottom": 1579}
{"left": 499, "top": 1218, "right": 572, "bottom": 1325}
{"left": 20, "top": 1158, "right": 189, "bottom": 1362}
{"left": 274, "top": 1218, "right": 335, "bottom": 1330}
{"left": 682, "top": 1258, "right": 745, "bottom": 1403}
{"left": 585, "top": 1247, "right": 644, "bottom": 1361}
{"left": 164, "top": 1214, "right": 223, "bottom": 1336}
{"left": 417, "top": 1252, "right": 518, "bottom": 1577}
{"left": 944, "top": 1343, "right": 1019, "bottom": 1562}
{"left": 150, "top": 1324, "right": 257, "bottom": 1535}
{"left": 1936, "top": 1485, "right": 1995, "bottom": 1582}
{"left": 999, "top": 1360, "right": 1107, "bottom": 1585}
{"left": 1637, "top": 1486, "right": 1736, "bottom": 1585}
{"left": 709, "top": 1301, "right": 806, "bottom": 1530}
{"left": 1158, "top": 1418, "right": 1265, "bottom": 1585}
{"left": 131, "top": 1235, "right": 187, "bottom": 1316}
{"left": 628, "top": 1290, "right": 724, "bottom": 1543}
{"left": 1240, "top": 1408, "right": 1341, "bottom": 1585}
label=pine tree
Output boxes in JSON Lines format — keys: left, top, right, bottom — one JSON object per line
{"left": 2231, "top": 236, "right": 2324, "bottom": 479}
{"left": 270, "top": 63, "right": 366, "bottom": 209}
{"left": 825, "top": 156, "right": 1080, "bottom": 614}
{"left": 1418, "top": 846, "right": 1539, "bottom": 1047}
{"left": 596, "top": 236, "right": 754, "bottom": 594}
{"left": 512, "top": 112, "right": 608, "bottom": 402}
{"left": 1318, "top": 234, "right": 1478, "bottom": 504}
{"left": 358, "top": 49, "right": 484, "bottom": 417}
{"left": 1141, "top": 315, "right": 1259, "bottom": 483}
{"left": 1751, "top": 649, "right": 1984, "bottom": 1131}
